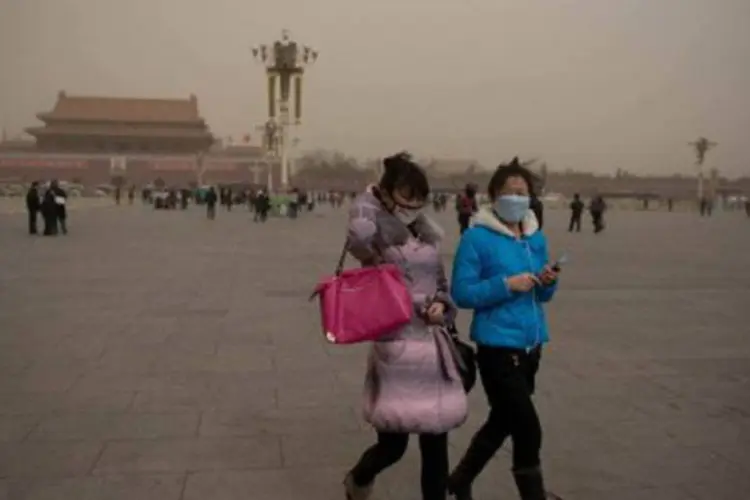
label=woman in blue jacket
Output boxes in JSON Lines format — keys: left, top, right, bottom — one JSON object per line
{"left": 447, "top": 158, "right": 560, "bottom": 500}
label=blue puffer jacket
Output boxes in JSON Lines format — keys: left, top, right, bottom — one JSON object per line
{"left": 450, "top": 207, "right": 557, "bottom": 349}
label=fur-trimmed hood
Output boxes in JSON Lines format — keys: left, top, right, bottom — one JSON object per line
{"left": 361, "top": 185, "right": 444, "bottom": 246}
{"left": 470, "top": 206, "right": 540, "bottom": 238}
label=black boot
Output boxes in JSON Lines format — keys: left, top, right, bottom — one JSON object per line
{"left": 512, "top": 467, "right": 562, "bottom": 500}
{"left": 446, "top": 481, "right": 472, "bottom": 500}
{"left": 447, "top": 454, "right": 479, "bottom": 500}
{"left": 446, "top": 440, "right": 498, "bottom": 500}
{"left": 448, "top": 426, "right": 507, "bottom": 500}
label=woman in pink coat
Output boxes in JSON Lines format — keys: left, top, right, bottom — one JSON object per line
{"left": 343, "top": 152, "right": 468, "bottom": 500}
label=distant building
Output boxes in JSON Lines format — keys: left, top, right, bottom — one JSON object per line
{"left": 25, "top": 91, "right": 214, "bottom": 154}
{"left": 0, "top": 138, "right": 36, "bottom": 152}
{"left": 425, "top": 159, "right": 481, "bottom": 176}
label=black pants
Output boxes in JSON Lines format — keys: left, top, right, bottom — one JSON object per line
{"left": 592, "top": 212, "right": 604, "bottom": 233}
{"left": 43, "top": 213, "right": 58, "bottom": 236}
{"left": 28, "top": 210, "right": 38, "bottom": 234}
{"left": 254, "top": 209, "right": 268, "bottom": 222}
{"left": 568, "top": 213, "right": 581, "bottom": 232}
{"left": 451, "top": 346, "right": 542, "bottom": 488}
{"left": 458, "top": 214, "right": 471, "bottom": 234}
{"left": 350, "top": 431, "right": 448, "bottom": 500}
{"left": 58, "top": 216, "right": 67, "bottom": 235}
{"left": 207, "top": 204, "right": 216, "bottom": 220}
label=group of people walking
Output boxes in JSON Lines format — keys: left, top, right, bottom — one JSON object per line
{"left": 201, "top": 186, "right": 272, "bottom": 221}
{"left": 25, "top": 180, "right": 68, "bottom": 236}
{"left": 341, "top": 153, "right": 561, "bottom": 500}
{"left": 568, "top": 194, "right": 606, "bottom": 233}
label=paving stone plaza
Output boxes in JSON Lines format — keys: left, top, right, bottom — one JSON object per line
{"left": 0, "top": 201, "right": 748, "bottom": 500}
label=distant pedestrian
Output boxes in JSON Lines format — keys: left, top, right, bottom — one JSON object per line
{"left": 41, "top": 183, "right": 58, "bottom": 236}
{"left": 205, "top": 187, "right": 218, "bottom": 220}
{"left": 25, "top": 181, "right": 41, "bottom": 235}
{"left": 222, "top": 188, "right": 233, "bottom": 211}
{"left": 254, "top": 189, "right": 270, "bottom": 222}
{"left": 667, "top": 198, "right": 674, "bottom": 212}
{"left": 456, "top": 184, "right": 478, "bottom": 234}
{"left": 128, "top": 185, "right": 135, "bottom": 205}
{"left": 590, "top": 195, "right": 606, "bottom": 233}
{"left": 530, "top": 193, "right": 544, "bottom": 229}
{"left": 699, "top": 197, "right": 713, "bottom": 217}
{"left": 51, "top": 180, "right": 68, "bottom": 235}
{"left": 568, "top": 193, "right": 584, "bottom": 232}
{"left": 288, "top": 188, "right": 300, "bottom": 219}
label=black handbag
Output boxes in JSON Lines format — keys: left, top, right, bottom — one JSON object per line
{"left": 445, "top": 322, "right": 477, "bottom": 393}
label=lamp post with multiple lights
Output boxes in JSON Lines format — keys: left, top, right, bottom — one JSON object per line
{"left": 252, "top": 30, "right": 318, "bottom": 190}
{"left": 688, "top": 137, "right": 717, "bottom": 201}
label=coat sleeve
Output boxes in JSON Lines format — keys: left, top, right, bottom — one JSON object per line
{"left": 347, "top": 202, "right": 379, "bottom": 263}
{"left": 450, "top": 231, "right": 514, "bottom": 309}
{"left": 434, "top": 256, "right": 458, "bottom": 322}
{"left": 535, "top": 235, "right": 558, "bottom": 303}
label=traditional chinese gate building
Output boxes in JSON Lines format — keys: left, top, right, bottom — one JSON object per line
{"left": 25, "top": 91, "right": 214, "bottom": 154}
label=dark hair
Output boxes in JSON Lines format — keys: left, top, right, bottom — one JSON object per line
{"left": 487, "top": 157, "right": 536, "bottom": 200}
{"left": 379, "top": 151, "right": 430, "bottom": 201}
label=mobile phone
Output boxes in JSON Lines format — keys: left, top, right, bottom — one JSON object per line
{"left": 550, "top": 252, "right": 569, "bottom": 272}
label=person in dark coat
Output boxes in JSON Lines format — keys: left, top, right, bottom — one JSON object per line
{"left": 180, "top": 188, "right": 190, "bottom": 210}
{"left": 26, "top": 181, "right": 41, "bottom": 235}
{"left": 590, "top": 195, "right": 606, "bottom": 233}
{"left": 456, "top": 184, "right": 478, "bottom": 234}
{"left": 205, "top": 187, "right": 218, "bottom": 220}
{"left": 51, "top": 180, "right": 68, "bottom": 235}
{"left": 530, "top": 194, "right": 544, "bottom": 229}
{"left": 254, "top": 189, "right": 270, "bottom": 222}
{"left": 568, "top": 193, "right": 584, "bottom": 232}
{"left": 41, "top": 182, "right": 59, "bottom": 236}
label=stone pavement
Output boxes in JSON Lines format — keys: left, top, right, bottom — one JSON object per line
{"left": 0, "top": 203, "right": 748, "bottom": 500}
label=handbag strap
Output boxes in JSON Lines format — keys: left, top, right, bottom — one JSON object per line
{"left": 334, "top": 237, "right": 412, "bottom": 282}
{"left": 334, "top": 239, "right": 349, "bottom": 276}
{"left": 336, "top": 200, "right": 420, "bottom": 279}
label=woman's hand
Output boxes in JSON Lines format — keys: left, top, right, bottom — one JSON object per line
{"left": 505, "top": 273, "right": 540, "bottom": 293}
{"left": 425, "top": 301, "right": 446, "bottom": 325}
{"left": 538, "top": 265, "right": 559, "bottom": 286}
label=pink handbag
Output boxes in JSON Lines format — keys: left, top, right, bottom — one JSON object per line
{"left": 310, "top": 241, "right": 413, "bottom": 344}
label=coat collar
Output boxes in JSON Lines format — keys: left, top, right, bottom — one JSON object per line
{"left": 363, "top": 184, "right": 444, "bottom": 245}
{"left": 471, "top": 206, "right": 539, "bottom": 238}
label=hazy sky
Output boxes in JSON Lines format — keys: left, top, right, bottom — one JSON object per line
{"left": 1, "top": 0, "right": 748, "bottom": 176}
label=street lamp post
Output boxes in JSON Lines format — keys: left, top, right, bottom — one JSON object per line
{"left": 195, "top": 152, "right": 205, "bottom": 186}
{"left": 257, "top": 120, "right": 280, "bottom": 192}
{"left": 252, "top": 30, "right": 318, "bottom": 191}
{"left": 688, "top": 137, "right": 717, "bottom": 201}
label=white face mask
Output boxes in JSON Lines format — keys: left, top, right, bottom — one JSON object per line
{"left": 494, "top": 195, "right": 530, "bottom": 223}
{"left": 394, "top": 207, "right": 420, "bottom": 225}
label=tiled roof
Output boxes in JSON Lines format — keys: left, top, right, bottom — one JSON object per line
{"left": 39, "top": 92, "right": 205, "bottom": 124}
{"left": 25, "top": 124, "right": 213, "bottom": 139}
